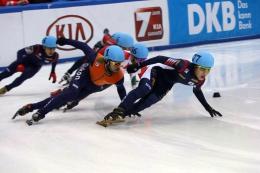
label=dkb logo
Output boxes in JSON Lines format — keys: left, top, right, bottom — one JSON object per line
{"left": 188, "top": 1, "right": 236, "bottom": 35}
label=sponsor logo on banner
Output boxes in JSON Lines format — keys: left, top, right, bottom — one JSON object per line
{"left": 187, "top": 0, "right": 252, "bottom": 35}
{"left": 46, "top": 15, "right": 94, "bottom": 50}
{"left": 134, "top": 7, "right": 163, "bottom": 41}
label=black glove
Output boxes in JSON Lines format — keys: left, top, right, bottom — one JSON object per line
{"left": 103, "top": 28, "right": 109, "bottom": 34}
{"left": 56, "top": 37, "right": 67, "bottom": 46}
{"left": 59, "top": 72, "right": 71, "bottom": 85}
{"left": 206, "top": 107, "right": 222, "bottom": 117}
{"left": 127, "top": 63, "right": 141, "bottom": 74}
{"left": 104, "top": 107, "right": 126, "bottom": 120}
{"left": 48, "top": 72, "right": 57, "bottom": 83}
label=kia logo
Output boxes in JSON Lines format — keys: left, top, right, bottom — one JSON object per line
{"left": 46, "top": 15, "right": 94, "bottom": 51}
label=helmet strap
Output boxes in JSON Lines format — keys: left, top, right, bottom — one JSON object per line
{"left": 104, "top": 60, "right": 113, "bottom": 75}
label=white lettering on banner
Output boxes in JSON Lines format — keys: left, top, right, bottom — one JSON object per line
{"left": 238, "top": 0, "right": 248, "bottom": 8}
{"left": 188, "top": 1, "right": 236, "bottom": 35}
{"left": 134, "top": 7, "right": 164, "bottom": 41}
{"left": 222, "top": 1, "right": 236, "bottom": 31}
{"left": 148, "top": 30, "right": 163, "bottom": 36}
{"left": 188, "top": 4, "right": 205, "bottom": 35}
{"left": 239, "top": 20, "right": 252, "bottom": 29}
{"left": 206, "top": 2, "right": 221, "bottom": 33}
{"left": 237, "top": 0, "right": 252, "bottom": 30}
{"left": 188, "top": 0, "right": 253, "bottom": 35}
{"left": 153, "top": 24, "right": 162, "bottom": 30}
{"left": 238, "top": 11, "right": 251, "bottom": 19}
{"left": 136, "top": 12, "right": 151, "bottom": 37}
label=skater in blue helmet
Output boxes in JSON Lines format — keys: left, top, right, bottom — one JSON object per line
{"left": 0, "top": 36, "right": 59, "bottom": 95}
{"left": 98, "top": 51, "right": 222, "bottom": 127}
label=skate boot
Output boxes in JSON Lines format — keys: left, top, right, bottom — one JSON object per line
{"left": 63, "top": 101, "right": 79, "bottom": 112}
{"left": 97, "top": 107, "right": 126, "bottom": 127}
{"left": 0, "top": 86, "right": 7, "bottom": 95}
{"left": 12, "top": 104, "right": 32, "bottom": 119}
{"left": 105, "top": 107, "right": 126, "bottom": 121}
{"left": 26, "top": 112, "right": 44, "bottom": 126}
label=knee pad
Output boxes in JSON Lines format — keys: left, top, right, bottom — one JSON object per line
{"left": 16, "top": 64, "right": 25, "bottom": 72}
{"left": 137, "top": 79, "right": 152, "bottom": 95}
{"left": 50, "top": 89, "right": 63, "bottom": 97}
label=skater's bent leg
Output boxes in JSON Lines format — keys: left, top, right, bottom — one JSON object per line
{"left": 127, "top": 93, "right": 161, "bottom": 115}
{"left": 5, "top": 67, "right": 39, "bottom": 91}
{"left": 119, "top": 78, "right": 152, "bottom": 111}
{"left": 37, "top": 86, "right": 80, "bottom": 117}
{"left": 0, "top": 61, "right": 20, "bottom": 81}
{"left": 31, "top": 97, "right": 53, "bottom": 110}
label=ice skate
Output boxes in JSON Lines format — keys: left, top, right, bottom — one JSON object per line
{"left": 63, "top": 101, "right": 79, "bottom": 112}
{"left": 0, "top": 86, "right": 7, "bottom": 95}
{"left": 12, "top": 104, "right": 32, "bottom": 119}
{"left": 96, "top": 107, "right": 126, "bottom": 127}
{"left": 26, "top": 112, "right": 43, "bottom": 126}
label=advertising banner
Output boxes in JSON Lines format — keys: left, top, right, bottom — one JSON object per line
{"left": 168, "top": 0, "right": 260, "bottom": 45}
{"left": 0, "top": 0, "right": 169, "bottom": 66}
{"left": 22, "top": 0, "right": 169, "bottom": 59}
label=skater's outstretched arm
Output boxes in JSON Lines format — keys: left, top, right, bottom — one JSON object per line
{"left": 193, "top": 87, "right": 222, "bottom": 117}
{"left": 115, "top": 78, "right": 126, "bottom": 100}
{"left": 57, "top": 38, "right": 96, "bottom": 63}
{"left": 127, "top": 56, "right": 188, "bottom": 73}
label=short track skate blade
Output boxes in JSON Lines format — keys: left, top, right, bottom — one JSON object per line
{"left": 12, "top": 112, "right": 19, "bottom": 120}
{"left": 96, "top": 119, "right": 125, "bottom": 127}
{"left": 63, "top": 108, "right": 68, "bottom": 112}
{"left": 96, "top": 120, "right": 111, "bottom": 127}
{"left": 26, "top": 119, "right": 33, "bottom": 126}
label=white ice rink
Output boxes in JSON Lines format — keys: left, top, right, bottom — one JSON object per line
{"left": 1, "top": 39, "right": 260, "bottom": 173}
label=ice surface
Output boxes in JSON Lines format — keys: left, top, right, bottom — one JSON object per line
{"left": 0, "top": 39, "right": 260, "bottom": 173}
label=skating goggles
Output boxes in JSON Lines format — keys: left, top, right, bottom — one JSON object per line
{"left": 132, "top": 57, "right": 145, "bottom": 63}
{"left": 110, "top": 61, "right": 122, "bottom": 66}
{"left": 197, "top": 65, "right": 211, "bottom": 72}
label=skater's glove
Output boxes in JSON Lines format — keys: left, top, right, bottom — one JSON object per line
{"left": 206, "top": 107, "right": 222, "bottom": 117}
{"left": 131, "top": 76, "right": 138, "bottom": 87}
{"left": 127, "top": 63, "right": 141, "bottom": 74}
{"left": 103, "top": 28, "right": 109, "bottom": 34}
{"left": 59, "top": 72, "right": 71, "bottom": 84}
{"left": 49, "top": 72, "right": 57, "bottom": 83}
{"left": 56, "top": 37, "right": 67, "bottom": 46}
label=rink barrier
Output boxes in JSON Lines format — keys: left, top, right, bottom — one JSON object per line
{"left": 1, "top": 34, "right": 260, "bottom": 72}
{"left": 0, "top": 0, "right": 168, "bottom": 66}
{"left": 150, "top": 34, "right": 260, "bottom": 51}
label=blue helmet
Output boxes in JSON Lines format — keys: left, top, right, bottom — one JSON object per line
{"left": 130, "top": 43, "right": 149, "bottom": 60}
{"left": 112, "top": 32, "right": 134, "bottom": 48}
{"left": 192, "top": 51, "right": 214, "bottom": 68}
{"left": 104, "top": 45, "right": 125, "bottom": 62}
{"left": 42, "top": 36, "right": 57, "bottom": 48}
